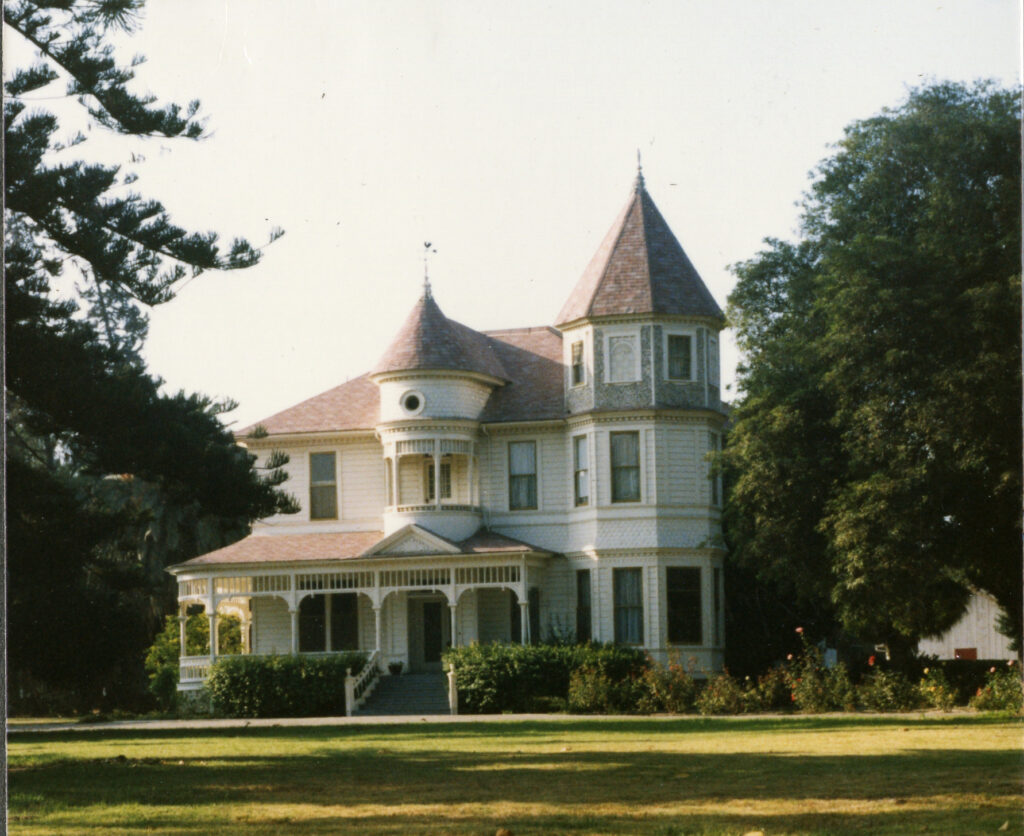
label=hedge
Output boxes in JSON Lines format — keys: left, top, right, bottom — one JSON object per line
{"left": 443, "top": 643, "right": 648, "bottom": 713}
{"left": 206, "top": 653, "right": 367, "bottom": 718}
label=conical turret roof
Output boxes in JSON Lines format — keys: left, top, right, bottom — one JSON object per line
{"left": 371, "top": 289, "right": 507, "bottom": 381}
{"left": 556, "top": 175, "right": 724, "bottom": 326}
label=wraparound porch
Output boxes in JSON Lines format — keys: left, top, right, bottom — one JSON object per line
{"left": 172, "top": 551, "right": 549, "bottom": 690}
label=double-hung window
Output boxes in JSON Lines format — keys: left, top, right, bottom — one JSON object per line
{"left": 666, "top": 567, "right": 702, "bottom": 644}
{"left": 576, "top": 570, "right": 592, "bottom": 642}
{"left": 571, "top": 341, "right": 585, "bottom": 385}
{"left": 309, "top": 452, "right": 338, "bottom": 519}
{"left": 573, "top": 435, "right": 589, "bottom": 506}
{"left": 613, "top": 568, "right": 643, "bottom": 645}
{"left": 508, "top": 441, "right": 537, "bottom": 510}
{"left": 667, "top": 334, "right": 693, "bottom": 380}
{"left": 426, "top": 461, "right": 452, "bottom": 500}
{"left": 610, "top": 431, "right": 640, "bottom": 502}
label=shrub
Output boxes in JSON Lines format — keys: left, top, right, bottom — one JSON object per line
{"left": 144, "top": 613, "right": 242, "bottom": 711}
{"left": 752, "top": 666, "right": 792, "bottom": 712}
{"left": 857, "top": 669, "right": 922, "bottom": 711}
{"left": 786, "top": 630, "right": 856, "bottom": 713}
{"left": 445, "top": 643, "right": 649, "bottom": 714}
{"left": 567, "top": 665, "right": 646, "bottom": 714}
{"left": 918, "top": 667, "right": 958, "bottom": 711}
{"left": 206, "top": 652, "right": 366, "bottom": 718}
{"left": 638, "top": 656, "right": 698, "bottom": 714}
{"left": 696, "top": 671, "right": 745, "bottom": 715}
{"left": 969, "top": 663, "right": 1023, "bottom": 713}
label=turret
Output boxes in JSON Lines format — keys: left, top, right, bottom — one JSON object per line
{"left": 370, "top": 286, "right": 506, "bottom": 539}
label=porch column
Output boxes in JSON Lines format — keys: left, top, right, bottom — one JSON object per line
{"left": 433, "top": 440, "right": 441, "bottom": 509}
{"left": 519, "top": 601, "right": 529, "bottom": 645}
{"left": 289, "top": 606, "right": 299, "bottom": 655}
{"left": 178, "top": 614, "right": 188, "bottom": 655}
{"left": 449, "top": 601, "right": 458, "bottom": 648}
{"left": 208, "top": 611, "right": 218, "bottom": 663}
{"left": 467, "top": 451, "right": 475, "bottom": 506}
{"left": 325, "top": 594, "right": 333, "bottom": 652}
{"left": 373, "top": 605, "right": 382, "bottom": 653}
{"left": 392, "top": 456, "right": 400, "bottom": 505}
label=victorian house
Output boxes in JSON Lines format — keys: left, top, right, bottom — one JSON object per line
{"left": 169, "top": 169, "right": 729, "bottom": 700}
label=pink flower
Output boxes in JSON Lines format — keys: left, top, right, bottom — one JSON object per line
{"left": 1008, "top": 660, "right": 1016, "bottom": 667}
{"left": 795, "top": 627, "right": 804, "bottom": 634}
{"left": 990, "top": 666, "right": 997, "bottom": 673}
{"left": 786, "top": 654, "right": 794, "bottom": 661}
{"left": 868, "top": 655, "right": 876, "bottom": 667}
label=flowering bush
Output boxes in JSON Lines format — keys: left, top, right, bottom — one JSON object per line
{"left": 918, "top": 667, "right": 958, "bottom": 711}
{"left": 696, "top": 671, "right": 745, "bottom": 715}
{"left": 750, "top": 666, "right": 793, "bottom": 712}
{"left": 857, "top": 670, "right": 922, "bottom": 712}
{"left": 969, "top": 662, "right": 1023, "bottom": 713}
{"left": 638, "top": 656, "right": 698, "bottom": 714}
{"left": 786, "top": 628, "right": 855, "bottom": 713}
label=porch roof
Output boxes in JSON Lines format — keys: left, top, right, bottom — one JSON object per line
{"left": 170, "top": 527, "right": 549, "bottom": 570}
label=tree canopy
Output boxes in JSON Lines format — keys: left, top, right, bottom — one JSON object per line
{"left": 724, "top": 81, "right": 1021, "bottom": 665}
{"left": 4, "top": 0, "right": 297, "bottom": 705}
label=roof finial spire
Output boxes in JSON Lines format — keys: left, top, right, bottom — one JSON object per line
{"left": 422, "top": 241, "right": 436, "bottom": 299}
{"left": 635, "top": 148, "right": 645, "bottom": 191}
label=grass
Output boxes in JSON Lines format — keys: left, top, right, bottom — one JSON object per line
{"left": 7, "top": 715, "right": 1022, "bottom": 835}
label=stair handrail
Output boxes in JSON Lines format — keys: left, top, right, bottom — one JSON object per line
{"left": 345, "top": 650, "right": 380, "bottom": 716}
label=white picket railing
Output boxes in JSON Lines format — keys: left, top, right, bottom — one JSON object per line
{"left": 345, "top": 650, "right": 381, "bottom": 716}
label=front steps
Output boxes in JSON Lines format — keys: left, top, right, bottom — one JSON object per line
{"left": 356, "top": 672, "right": 450, "bottom": 716}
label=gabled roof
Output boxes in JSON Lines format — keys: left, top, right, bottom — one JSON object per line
{"left": 556, "top": 176, "right": 724, "bottom": 326}
{"left": 370, "top": 290, "right": 507, "bottom": 381}
{"left": 240, "top": 326, "right": 563, "bottom": 436}
{"left": 169, "top": 526, "right": 548, "bottom": 569}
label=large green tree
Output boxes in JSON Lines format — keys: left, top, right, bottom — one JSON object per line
{"left": 724, "top": 81, "right": 1021, "bottom": 665}
{"left": 4, "top": 0, "right": 297, "bottom": 706}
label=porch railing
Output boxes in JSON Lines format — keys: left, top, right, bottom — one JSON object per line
{"left": 346, "top": 650, "right": 381, "bottom": 716}
{"left": 179, "top": 656, "right": 212, "bottom": 689}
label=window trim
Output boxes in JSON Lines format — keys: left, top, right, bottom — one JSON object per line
{"left": 707, "top": 334, "right": 720, "bottom": 387}
{"left": 309, "top": 451, "right": 338, "bottom": 520}
{"left": 507, "top": 440, "right": 538, "bottom": 511}
{"left": 610, "top": 430, "right": 641, "bottom": 503}
{"left": 604, "top": 331, "right": 641, "bottom": 384}
{"left": 663, "top": 327, "right": 697, "bottom": 382}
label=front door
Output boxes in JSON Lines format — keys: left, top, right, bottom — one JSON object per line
{"left": 423, "top": 601, "right": 443, "bottom": 664}
{"left": 408, "top": 595, "right": 448, "bottom": 672}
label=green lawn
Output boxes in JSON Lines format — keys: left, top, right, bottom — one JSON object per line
{"left": 7, "top": 715, "right": 1022, "bottom": 835}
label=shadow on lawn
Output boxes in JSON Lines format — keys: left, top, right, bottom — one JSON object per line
{"left": 9, "top": 746, "right": 1019, "bottom": 808}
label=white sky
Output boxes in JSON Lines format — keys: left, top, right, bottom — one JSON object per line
{"left": 5, "top": 0, "right": 1021, "bottom": 429}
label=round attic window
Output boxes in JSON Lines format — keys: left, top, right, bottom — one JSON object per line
{"left": 401, "top": 391, "right": 425, "bottom": 415}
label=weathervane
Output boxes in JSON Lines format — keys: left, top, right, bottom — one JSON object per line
{"left": 635, "top": 148, "right": 645, "bottom": 190}
{"left": 423, "top": 241, "right": 436, "bottom": 298}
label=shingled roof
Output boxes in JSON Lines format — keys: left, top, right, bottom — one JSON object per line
{"left": 556, "top": 175, "right": 724, "bottom": 326}
{"left": 170, "top": 527, "right": 548, "bottom": 568}
{"left": 370, "top": 290, "right": 507, "bottom": 381}
{"left": 241, "top": 326, "right": 563, "bottom": 436}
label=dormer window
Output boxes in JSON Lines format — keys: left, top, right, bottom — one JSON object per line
{"left": 667, "top": 334, "right": 693, "bottom": 381}
{"left": 571, "top": 341, "right": 585, "bottom": 386}
{"left": 608, "top": 336, "right": 638, "bottom": 383}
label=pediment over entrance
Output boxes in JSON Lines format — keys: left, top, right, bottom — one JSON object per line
{"left": 363, "top": 524, "right": 461, "bottom": 557}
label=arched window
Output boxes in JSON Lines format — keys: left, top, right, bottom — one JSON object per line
{"left": 608, "top": 336, "right": 637, "bottom": 382}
